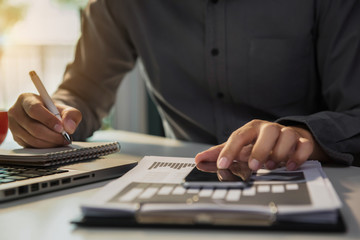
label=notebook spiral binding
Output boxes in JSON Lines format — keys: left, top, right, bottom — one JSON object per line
{"left": 45, "top": 142, "right": 121, "bottom": 166}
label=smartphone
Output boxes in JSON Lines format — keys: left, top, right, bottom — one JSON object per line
{"left": 182, "top": 162, "right": 251, "bottom": 188}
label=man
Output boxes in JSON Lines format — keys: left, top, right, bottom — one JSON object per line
{"left": 8, "top": 0, "right": 360, "bottom": 171}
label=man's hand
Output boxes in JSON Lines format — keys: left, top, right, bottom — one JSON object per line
{"left": 195, "top": 120, "right": 327, "bottom": 171}
{"left": 196, "top": 161, "right": 253, "bottom": 182}
{"left": 8, "top": 93, "right": 82, "bottom": 148}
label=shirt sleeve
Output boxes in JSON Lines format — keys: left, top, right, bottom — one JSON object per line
{"left": 52, "top": 0, "right": 137, "bottom": 140}
{"left": 276, "top": 0, "right": 360, "bottom": 166}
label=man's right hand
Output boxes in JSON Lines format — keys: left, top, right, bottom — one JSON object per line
{"left": 8, "top": 93, "right": 82, "bottom": 148}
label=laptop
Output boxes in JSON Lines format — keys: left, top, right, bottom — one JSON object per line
{"left": 0, "top": 151, "right": 137, "bottom": 202}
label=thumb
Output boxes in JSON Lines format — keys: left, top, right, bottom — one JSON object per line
{"left": 57, "top": 104, "right": 82, "bottom": 134}
{"left": 195, "top": 143, "right": 225, "bottom": 164}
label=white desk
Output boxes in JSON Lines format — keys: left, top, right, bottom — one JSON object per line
{"left": 0, "top": 130, "right": 359, "bottom": 240}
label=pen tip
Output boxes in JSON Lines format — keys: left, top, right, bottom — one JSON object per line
{"left": 63, "top": 132, "right": 72, "bottom": 144}
{"left": 29, "top": 71, "right": 36, "bottom": 77}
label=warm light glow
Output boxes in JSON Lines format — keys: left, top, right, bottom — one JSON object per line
{"left": 0, "top": 0, "right": 80, "bottom": 109}
{"left": 7, "top": 0, "right": 81, "bottom": 45}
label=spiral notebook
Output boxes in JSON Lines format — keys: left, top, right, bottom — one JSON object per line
{"left": 0, "top": 141, "right": 121, "bottom": 166}
{"left": 0, "top": 141, "right": 138, "bottom": 203}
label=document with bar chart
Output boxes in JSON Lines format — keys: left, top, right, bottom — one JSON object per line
{"left": 80, "top": 156, "right": 342, "bottom": 228}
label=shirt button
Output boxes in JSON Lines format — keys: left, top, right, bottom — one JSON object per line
{"left": 217, "top": 92, "right": 224, "bottom": 99}
{"left": 211, "top": 0, "right": 219, "bottom": 4}
{"left": 211, "top": 48, "right": 219, "bottom": 56}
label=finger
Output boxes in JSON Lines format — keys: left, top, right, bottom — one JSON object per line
{"left": 217, "top": 126, "right": 258, "bottom": 169}
{"left": 57, "top": 104, "right": 82, "bottom": 134}
{"left": 12, "top": 135, "right": 28, "bottom": 148}
{"left": 271, "top": 127, "right": 298, "bottom": 163}
{"left": 286, "top": 137, "right": 313, "bottom": 171}
{"left": 250, "top": 123, "right": 281, "bottom": 171}
{"left": 195, "top": 161, "right": 218, "bottom": 172}
{"left": 9, "top": 102, "right": 65, "bottom": 146}
{"left": 10, "top": 121, "right": 65, "bottom": 148}
{"left": 238, "top": 144, "right": 253, "bottom": 162}
{"left": 195, "top": 143, "right": 225, "bottom": 164}
{"left": 265, "top": 160, "right": 279, "bottom": 170}
{"left": 21, "top": 94, "right": 64, "bottom": 133}
{"left": 195, "top": 143, "right": 253, "bottom": 166}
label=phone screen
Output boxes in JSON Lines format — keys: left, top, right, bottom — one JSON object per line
{"left": 183, "top": 161, "right": 251, "bottom": 188}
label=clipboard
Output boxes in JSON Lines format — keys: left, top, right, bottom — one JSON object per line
{"left": 75, "top": 157, "right": 345, "bottom": 232}
{"left": 72, "top": 210, "right": 346, "bottom": 232}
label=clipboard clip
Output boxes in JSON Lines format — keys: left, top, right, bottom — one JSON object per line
{"left": 135, "top": 202, "right": 278, "bottom": 227}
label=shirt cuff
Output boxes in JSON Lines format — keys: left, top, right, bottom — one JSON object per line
{"left": 276, "top": 116, "right": 353, "bottom": 166}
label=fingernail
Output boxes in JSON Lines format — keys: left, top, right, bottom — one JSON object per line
{"left": 249, "top": 158, "right": 262, "bottom": 170}
{"left": 217, "top": 157, "right": 229, "bottom": 169}
{"left": 287, "top": 161, "right": 297, "bottom": 171}
{"left": 65, "top": 119, "right": 76, "bottom": 133}
{"left": 54, "top": 124, "right": 63, "bottom": 133}
{"left": 266, "top": 160, "right": 276, "bottom": 169}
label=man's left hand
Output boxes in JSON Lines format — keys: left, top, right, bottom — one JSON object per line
{"left": 195, "top": 120, "right": 327, "bottom": 171}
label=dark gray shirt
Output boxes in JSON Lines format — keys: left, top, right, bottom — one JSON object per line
{"left": 53, "top": 0, "right": 360, "bottom": 165}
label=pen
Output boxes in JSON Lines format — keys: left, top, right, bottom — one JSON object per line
{"left": 29, "top": 71, "right": 72, "bottom": 144}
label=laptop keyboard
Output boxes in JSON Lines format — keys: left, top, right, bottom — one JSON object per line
{"left": 0, "top": 166, "right": 69, "bottom": 184}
